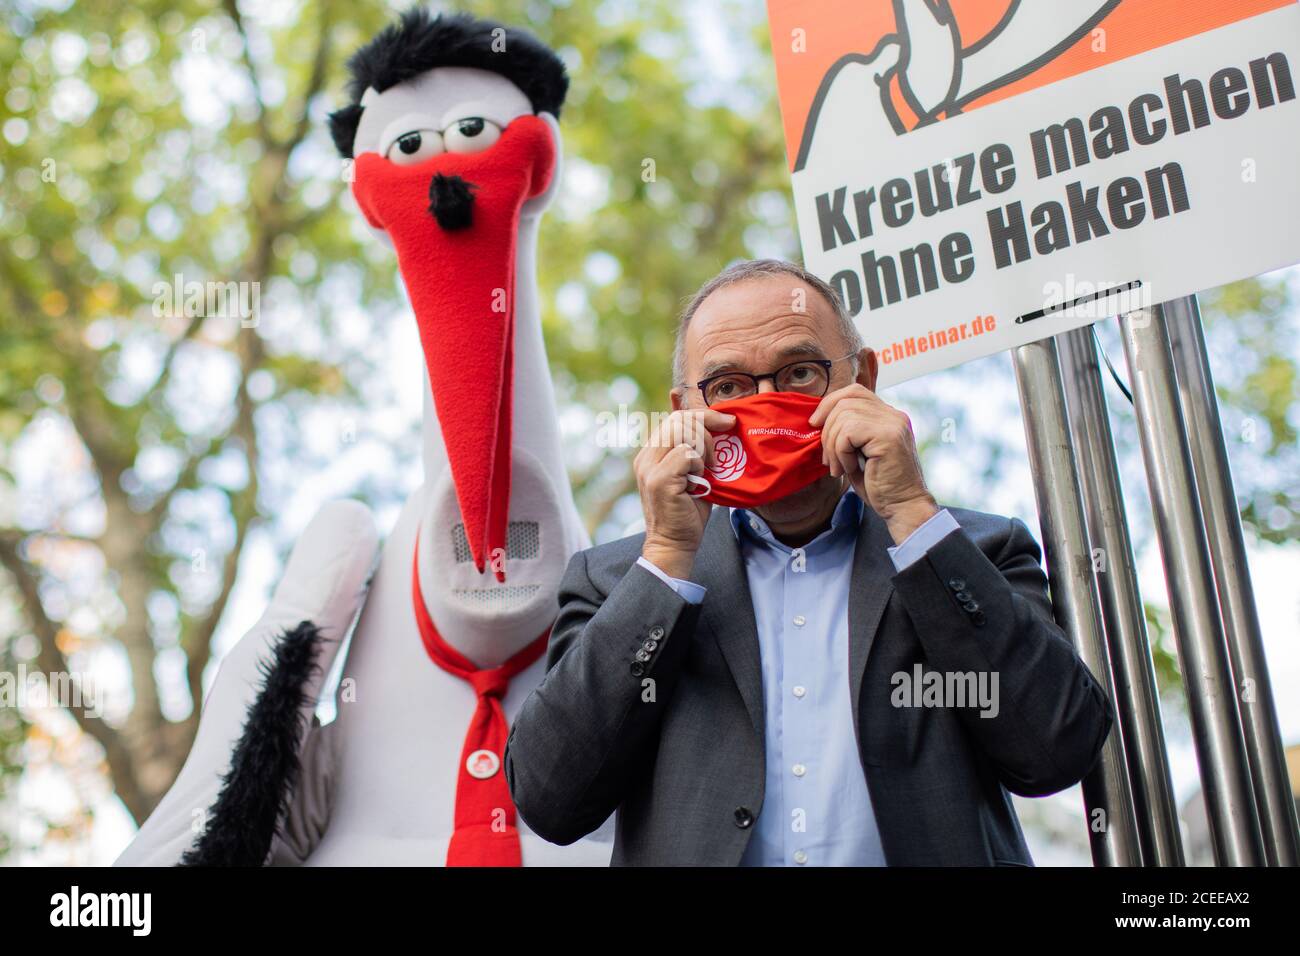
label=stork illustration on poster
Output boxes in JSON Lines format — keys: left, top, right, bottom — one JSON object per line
{"left": 794, "top": 0, "right": 1120, "bottom": 168}
{"left": 115, "top": 10, "right": 614, "bottom": 867}
{"left": 768, "top": 0, "right": 1300, "bottom": 386}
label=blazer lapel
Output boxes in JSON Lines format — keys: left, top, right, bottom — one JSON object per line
{"left": 691, "top": 509, "right": 764, "bottom": 737}
{"left": 688, "top": 501, "right": 897, "bottom": 740}
{"left": 848, "top": 504, "right": 899, "bottom": 730}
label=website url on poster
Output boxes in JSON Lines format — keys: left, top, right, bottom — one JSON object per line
{"left": 877, "top": 313, "right": 997, "bottom": 367}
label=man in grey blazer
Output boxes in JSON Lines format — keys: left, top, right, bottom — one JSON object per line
{"left": 505, "top": 258, "right": 1112, "bottom": 866}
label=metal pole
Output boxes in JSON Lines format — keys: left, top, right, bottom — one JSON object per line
{"left": 1014, "top": 337, "right": 1143, "bottom": 867}
{"left": 1058, "top": 327, "right": 1185, "bottom": 866}
{"left": 1118, "top": 304, "right": 1265, "bottom": 866}
{"left": 1165, "top": 294, "right": 1300, "bottom": 866}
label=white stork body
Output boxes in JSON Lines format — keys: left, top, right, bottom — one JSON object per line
{"left": 116, "top": 61, "right": 613, "bottom": 866}
{"left": 301, "top": 200, "right": 612, "bottom": 865}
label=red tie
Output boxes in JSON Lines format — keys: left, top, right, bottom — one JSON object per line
{"left": 411, "top": 546, "right": 549, "bottom": 866}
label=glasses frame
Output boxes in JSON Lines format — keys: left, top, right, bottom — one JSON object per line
{"left": 692, "top": 352, "right": 858, "bottom": 408}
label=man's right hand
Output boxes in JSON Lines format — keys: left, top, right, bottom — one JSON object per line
{"left": 635, "top": 408, "right": 735, "bottom": 579}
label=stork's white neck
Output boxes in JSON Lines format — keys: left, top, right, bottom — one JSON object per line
{"left": 415, "top": 210, "right": 588, "bottom": 668}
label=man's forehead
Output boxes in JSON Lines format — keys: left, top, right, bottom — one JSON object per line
{"left": 696, "top": 338, "right": 827, "bottom": 377}
{"left": 696, "top": 274, "right": 835, "bottom": 320}
{"left": 352, "top": 66, "right": 532, "bottom": 154}
{"left": 689, "top": 277, "right": 840, "bottom": 355}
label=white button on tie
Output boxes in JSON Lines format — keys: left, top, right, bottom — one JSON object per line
{"left": 792, "top": 763, "right": 806, "bottom": 778}
{"left": 466, "top": 749, "right": 500, "bottom": 780}
{"left": 792, "top": 685, "right": 806, "bottom": 699}
{"left": 793, "top": 615, "right": 806, "bottom": 627}
{"left": 794, "top": 850, "right": 808, "bottom": 865}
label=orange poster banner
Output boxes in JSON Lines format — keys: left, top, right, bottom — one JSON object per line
{"left": 769, "top": 0, "right": 1293, "bottom": 171}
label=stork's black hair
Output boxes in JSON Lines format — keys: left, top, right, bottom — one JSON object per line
{"left": 327, "top": 8, "right": 569, "bottom": 158}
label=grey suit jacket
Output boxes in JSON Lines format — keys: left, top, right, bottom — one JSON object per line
{"left": 505, "top": 502, "right": 1112, "bottom": 866}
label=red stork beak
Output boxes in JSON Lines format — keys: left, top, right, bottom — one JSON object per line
{"left": 352, "top": 116, "right": 557, "bottom": 581}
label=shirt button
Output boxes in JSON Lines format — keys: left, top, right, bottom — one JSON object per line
{"left": 792, "top": 685, "right": 806, "bottom": 699}
{"left": 793, "top": 850, "right": 808, "bottom": 865}
{"left": 792, "top": 615, "right": 806, "bottom": 627}
{"left": 792, "top": 763, "right": 806, "bottom": 778}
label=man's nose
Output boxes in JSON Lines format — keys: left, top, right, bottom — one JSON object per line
{"left": 756, "top": 378, "right": 778, "bottom": 394}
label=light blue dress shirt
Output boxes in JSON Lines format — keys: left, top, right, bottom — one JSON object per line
{"left": 636, "top": 493, "right": 958, "bottom": 866}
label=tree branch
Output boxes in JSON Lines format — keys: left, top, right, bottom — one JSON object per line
{"left": 288, "top": 0, "right": 334, "bottom": 149}
{"left": 0, "top": 533, "right": 152, "bottom": 822}
{"left": 179, "top": 221, "right": 270, "bottom": 734}
{"left": 147, "top": 440, "right": 210, "bottom": 524}
{"left": 222, "top": 0, "right": 273, "bottom": 147}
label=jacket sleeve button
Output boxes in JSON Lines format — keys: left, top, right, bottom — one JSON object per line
{"left": 971, "top": 610, "right": 987, "bottom": 626}
{"left": 630, "top": 661, "right": 646, "bottom": 677}
{"left": 948, "top": 577, "right": 967, "bottom": 592}
{"left": 649, "top": 625, "right": 665, "bottom": 640}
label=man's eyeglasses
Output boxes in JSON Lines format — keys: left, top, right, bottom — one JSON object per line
{"left": 692, "top": 353, "right": 857, "bottom": 407}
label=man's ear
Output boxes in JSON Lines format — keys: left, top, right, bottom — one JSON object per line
{"left": 856, "top": 347, "right": 879, "bottom": 391}
{"left": 521, "top": 112, "right": 563, "bottom": 219}
{"left": 670, "top": 385, "right": 686, "bottom": 411}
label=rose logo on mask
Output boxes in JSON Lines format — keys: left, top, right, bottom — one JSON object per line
{"left": 685, "top": 392, "right": 832, "bottom": 508}
{"left": 708, "top": 435, "right": 747, "bottom": 482}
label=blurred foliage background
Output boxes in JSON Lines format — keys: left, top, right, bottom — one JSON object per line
{"left": 0, "top": 0, "right": 1296, "bottom": 862}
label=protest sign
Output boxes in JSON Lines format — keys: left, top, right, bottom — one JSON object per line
{"left": 767, "top": 0, "right": 1300, "bottom": 384}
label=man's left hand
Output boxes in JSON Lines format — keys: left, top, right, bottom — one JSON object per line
{"left": 809, "top": 384, "right": 938, "bottom": 544}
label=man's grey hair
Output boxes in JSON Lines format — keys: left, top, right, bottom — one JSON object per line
{"left": 672, "top": 258, "right": 864, "bottom": 386}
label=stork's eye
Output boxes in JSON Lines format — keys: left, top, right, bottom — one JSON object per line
{"left": 385, "top": 130, "right": 443, "bottom": 165}
{"left": 443, "top": 117, "right": 501, "bottom": 154}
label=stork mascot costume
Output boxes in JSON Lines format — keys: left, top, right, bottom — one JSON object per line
{"left": 117, "top": 9, "right": 614, "bottom": 866}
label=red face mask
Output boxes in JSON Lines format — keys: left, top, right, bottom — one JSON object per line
{"left": 686, "top": 391, "right": 830, "bottom": 508}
